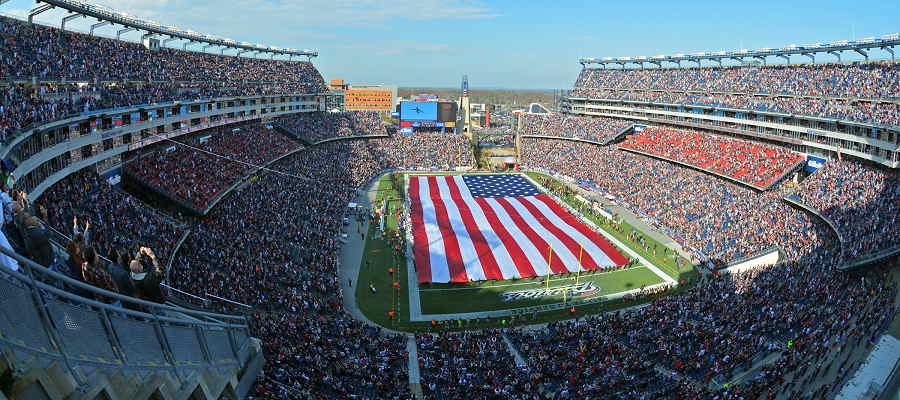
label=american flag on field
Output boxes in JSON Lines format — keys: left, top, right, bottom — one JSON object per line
{"left": 408, "top": 174, "right": 628, "bottom": 283}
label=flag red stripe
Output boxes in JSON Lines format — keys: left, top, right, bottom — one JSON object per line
{"left": 534, "top": 194, "right": 629, "bottom": 266}
{"left": 472, "top": 198, "right": 538, "bottom": 278}
{"left": 408, "top": 177, "right": 433, "bottom": 283}
{"left": 427, "top": 176, "right": 468, "bottom": 282}
{"left": 444, "top": 177, "right": 504, "bottom": 280}
{"left": 493, "top": 197, "right": 568, "bottom": 275}
{"left": 512, "top": 197, "right": 603, "bottom": 271}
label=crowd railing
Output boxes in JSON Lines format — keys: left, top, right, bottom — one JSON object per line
{"left": 0, "top": 241, "right": 252, "bottom": 386}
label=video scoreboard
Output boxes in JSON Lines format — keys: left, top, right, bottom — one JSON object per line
{"left": 399, "top": 101, "right": 457, "bottom": 122}
{"left": 398, "top": 101, "right": 458, "bottom": 134}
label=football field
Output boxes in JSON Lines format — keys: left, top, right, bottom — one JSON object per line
{"left": 355, "top": 172, "right": 694, "bottom": 331}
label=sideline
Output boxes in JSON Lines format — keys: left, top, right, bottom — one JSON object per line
{"left": 337, "top": 171, "right": 405, "bottom": 333}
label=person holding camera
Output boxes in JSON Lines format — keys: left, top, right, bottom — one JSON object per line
{"left": 130, "top": 246, "right": 165, "bottom": 303}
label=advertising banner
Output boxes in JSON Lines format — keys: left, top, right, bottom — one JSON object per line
{"left": 806, "top": 155, "right": 826, "bottom": 173}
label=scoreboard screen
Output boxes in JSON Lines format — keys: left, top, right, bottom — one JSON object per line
{"left": 400, "top": 102, "right": 437, "bottom": 121}
{"left": 437, "top": 102, "right": 457, "bottom": 122}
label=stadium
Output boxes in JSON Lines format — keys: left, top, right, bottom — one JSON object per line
{"left": 0, "top": 1, "right": 897, "bottom": 399}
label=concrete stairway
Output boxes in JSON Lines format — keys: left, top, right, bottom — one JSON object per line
{"left": 0, "top": 339, "right": 264, "bottom": 400}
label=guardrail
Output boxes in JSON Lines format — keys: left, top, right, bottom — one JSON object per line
{"left": 782, "top": 195, "right": 846, "bottom": 255}
{"left": 0, "top": 244, "right": 252, "bottom": 386}
{"left": 519, "top": 134, "right": 607, "bottom": 146}
{"left": 842, "top": 245, "right": 900, "bottom": 271}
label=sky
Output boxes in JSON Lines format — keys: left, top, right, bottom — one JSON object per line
{"left": 3, "top": 0, "right": 899, "bottom": 89}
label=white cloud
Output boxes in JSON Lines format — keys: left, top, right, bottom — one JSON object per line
{"left": 88, "top": 0, "right": 499, "bottom": 27}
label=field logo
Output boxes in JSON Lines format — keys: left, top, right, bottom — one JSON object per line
{"left": 501, "top": 281, "right": 600, "bottom": 302}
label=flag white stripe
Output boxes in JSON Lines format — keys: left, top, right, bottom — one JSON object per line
{"left": 436, "top": 177, "right": 486, "bottom": 281}
{"left": 452, "top": 176, "right": 521, "bottom": 280}
{"left": 505, "top": 197, "right": 583, "bottom": 272}
{"left": 483, "top": 197, "right": 552, "bottom": 276}
{"left": 418, "top": 177, "right": 451, "bottom": 283}
{"left": 521, "top": 196, "right": 616, "bottom": 267}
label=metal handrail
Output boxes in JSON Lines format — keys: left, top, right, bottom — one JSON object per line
{"left": 0, "top": 233, "right": 246, "bottom": 323}
{"left": 37, "top": 219, "right": 253, "bottom": 321}
{"left": 0, "top": 244, "right": 247, "bottom": 326}
{"left": 0, "top": 244, "right": 252, "bottom": 385}
{"left": 204, "top": 293, "right": 252, "bottom": 309}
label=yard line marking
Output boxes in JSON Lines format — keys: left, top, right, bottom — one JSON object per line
{"left": 417, "top": 266, "right": 646, "bottom": 291}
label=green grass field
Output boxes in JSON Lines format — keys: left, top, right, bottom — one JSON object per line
{"left": 355, "top": 172, "right": 696, "bottom": 332}
{"left": 420, "top": 266, "right": 662, "bottom": 314}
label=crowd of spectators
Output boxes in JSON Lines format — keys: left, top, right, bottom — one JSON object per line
{"left": 570, "top": 61, "right": 900, "bottom": 127}
{"left": 0, "top": 16, "right": 326, "bottom": 86}
{"left": 474, "top": 127, "right": 516, "bottom": 147}
{"left": 124, "top": 123, "right": 300, "bottom": 211}
{"left": 574, "top": 62, "right": 900, "bottom": 99}
{"left": 274, "top": 112, "right": 387, "bottom": 143}
{"left": 14, "top": 125, "right": 897, "bottom": 399}
{"left": 797, "top": 160, "right": 900, "bottom": 261}
{"left": 620, "top": 127, "right": 804, "bottom": 188}
{"left": 505, "top": 242, "right": 895, "bottom": 399}
{"left": 571, "top": 88, "right": 900, "bottom": 128}
{"left": 4, "top": 12, "right": 899, "bottom": 398}
{"left": 0, "top": 13, "right": 326, "bottom": 146}
{"left": 36, "top": 169, "right": 184, "bottom": 269}
{"left": 520, "top": 138, "right": 819, "bottom": 264}
{"left": 0, "top": 81, "right": 320, "bottom": 146}
{"left": 417, "top": 330, "right": 525, "bottom": 399}
{"left": 251, "top": 313, "right": 410, "bottom": 399}
{"left": 0, "top": 168, "right": 184, "bottom": 306}
{"left": 168, "top": 132, "right": 474, "bottom": 310}
{"left": 520, "top": 113, "right": 632, "bottom": 142}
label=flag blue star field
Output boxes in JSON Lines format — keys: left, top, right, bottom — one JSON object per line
{"left": 461, "top": 174, "right": 542, "bottom": 198}
{"left": 407, "top": 174, "right": 628, "bottom": 283}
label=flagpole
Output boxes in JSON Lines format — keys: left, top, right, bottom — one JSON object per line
{"left": 546, "top": 245, "right": 553, "bottom": 291}
{"left": 577, "top": 244, "right": 583, "bottom": 286}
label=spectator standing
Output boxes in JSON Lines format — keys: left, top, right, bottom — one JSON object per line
{"left": 107, "top": 248, "right": 135, "bottom": 298}
{"left": 80, "top": 245, "right": 118, "bottom": 303}
{"left": 130, "top": 247, "right": 165, "bottom": 303}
